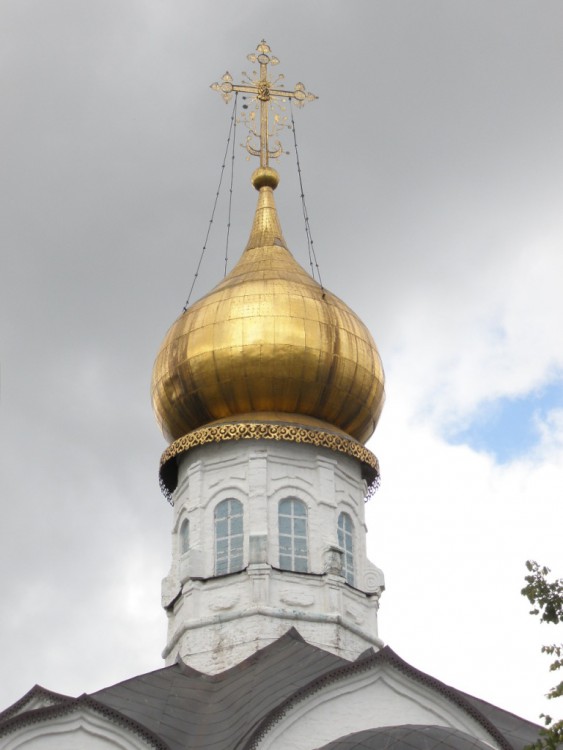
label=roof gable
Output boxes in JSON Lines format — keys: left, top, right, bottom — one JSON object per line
{"left": 1, "top": 633, "right": 540, "bottom": 750}
{"left": 244, "top": 647, "right": 516, "bottom": 750}
{"left": 0, "top": 686, "right": 73, "bottom": 723}
{"left": 0, "top": 696, "right": 168, "bottom": 750}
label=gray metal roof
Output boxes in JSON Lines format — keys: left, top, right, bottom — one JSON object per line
{"left": 0, "top": 630, "right": 542, "bottom": 750}
{"left": 459, "top": 692, "right": 542, "bottom": 750}
{"left": 92, "top": 628, "right": 347, "bottom": 750}
{"left": 315, "top": 725, "right": 498, "bottom": 750}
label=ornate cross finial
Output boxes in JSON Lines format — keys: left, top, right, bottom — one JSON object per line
{"left": 211, "top": 40, "right": 317, "bottom": 168}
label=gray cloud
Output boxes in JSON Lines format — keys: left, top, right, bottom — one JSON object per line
{"left": 1, "top": 0, "right": 562, "bottom": 721}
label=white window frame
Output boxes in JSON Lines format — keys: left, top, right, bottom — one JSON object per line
{"left": 337, "top": 511, "right": 355, "bottom": 585}
{"left": 214, "top": 498, "right": 244, "bottom": 575}
{"left": 278, "top": 498, "right": 308, "bottom": 573}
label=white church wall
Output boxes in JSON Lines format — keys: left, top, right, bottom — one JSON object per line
{"left": 170, "top": 439, "right": 377, "bottom": 580}
{"left": 1, "top": 708, "right": 156, "bottom": 750}
{"left": 257, "top": 663, "right": 502, "bottom": 750}
{"left": 160, "top": 438, "right": 385, "bottom": 671}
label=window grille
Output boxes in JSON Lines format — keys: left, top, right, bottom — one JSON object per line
{"left": 337, "top": 512, "right": 355, "bottom": 585}
{"left": 215, "top": 499, "right": 244, "bottom": 575}
{"left": 278, "top": 498, "right": 308, "bottom": 573}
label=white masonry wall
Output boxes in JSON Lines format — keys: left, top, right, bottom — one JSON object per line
{"left": 256, "top": 662, "right": 503, "bottom": 750}
{"left": 161, "top": 439, "right": 385, "bottom": 673}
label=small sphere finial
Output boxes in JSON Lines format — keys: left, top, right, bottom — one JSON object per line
{"left": 251, "top": 166, "right": 280, "bottom": 190}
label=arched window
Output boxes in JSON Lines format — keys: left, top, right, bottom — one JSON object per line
{"left": 337, "top": 512, "right": 354, "bottom": 585}
{"left": 214, "top": 499, "right": 244, "bottom": 575}
{"left": 179, "top": 518, "right": 189, "bottom": 555}
{"left": 278, "top": 498, "right": 308, "bottom": 573}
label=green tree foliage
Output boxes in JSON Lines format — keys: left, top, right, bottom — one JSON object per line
{"left": 522, "top": 561, "right": 563, "bottom": 750}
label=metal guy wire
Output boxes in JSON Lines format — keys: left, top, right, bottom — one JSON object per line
{"left": 183, "top": 93, "right": 238, "bottom": 312}
{"left": 290, "top": 98, "right": 324, "bottom": 291}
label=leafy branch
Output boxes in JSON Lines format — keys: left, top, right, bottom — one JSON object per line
{"left": 522, "top": 561, "right": 563, "bottom": 750}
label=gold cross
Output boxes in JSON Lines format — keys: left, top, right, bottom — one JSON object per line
{"left": 211, "top": 40, "right": 317, "bottom": 168}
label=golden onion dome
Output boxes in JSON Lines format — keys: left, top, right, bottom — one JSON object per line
{"left": 151, "top": 167, "right": 385, "bottom": 447}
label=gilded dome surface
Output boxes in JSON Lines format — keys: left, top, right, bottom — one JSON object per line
{"left": 152, "top": 169, "right": 385, "bottom": 445}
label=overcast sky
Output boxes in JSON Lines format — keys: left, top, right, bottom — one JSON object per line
{"left": 1, "top": 0, "right": 562, "bottom": 726}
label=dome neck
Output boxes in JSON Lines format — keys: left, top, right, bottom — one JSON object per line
{"left": 245, "top": 167, "right": 287, "bottom": 251}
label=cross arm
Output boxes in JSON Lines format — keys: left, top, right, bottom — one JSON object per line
{"left": 269, "top": 84, "right": 317, "bottom": 106}
{"left": 211, "top": 73, "right": 259, "bottom": 103}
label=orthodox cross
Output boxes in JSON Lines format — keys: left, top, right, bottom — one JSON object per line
{"left": 211, "top": 40, "right": 317, "bottom": 168}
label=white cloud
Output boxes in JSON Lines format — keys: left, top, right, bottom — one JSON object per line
{"left": 367, "top": 371, "right": 563, "bottom": 722}
{"left": 1, "top": 0, "right": 562, "bottom": 730}
{"left": 380, "top": 233, "right": 563, "bottom": 436}
{"left": 533, "top": 408, "right": 563, "bottom": 459}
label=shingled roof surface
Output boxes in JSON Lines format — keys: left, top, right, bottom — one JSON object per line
{"left": 2, "top": 631, "right": 540, "bottom": 750}
{"left": 459, "top": 693, "right": 542, "bottom": 750}
{"left": 316, "top": 725, "right": 498, "bottom": 750}
{"left": 90, "top": 631, "right": 540, "bottom": 750}
{"left": 91, "top": 629, "right": 347, "bottom": 750}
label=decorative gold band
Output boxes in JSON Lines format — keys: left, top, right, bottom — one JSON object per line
{"left": 158, "top": 421, "right": 379, "bottom": 502}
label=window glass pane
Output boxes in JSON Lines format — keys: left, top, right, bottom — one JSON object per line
{"left": 180, "top": 519, "right": 189, "bottom": 555}
{"left": 229, "top": 499, "right": 242, "bottom": 516}
{"left": 231, "top": 515, "right": 243, "bottom": 535}
{"left": 279, "top": 535, "right": 292, "bottom": 554}
{"left": 279, "top": 499, "right": 292, "bottom": 515}
{"left": 278, "top": 498, "right": 308, "bottom": 572}
{"left": 215, "top": 501, "right": 228, "bottom": 519}
{"left": 216, "top": 537, "right": 228, "bottom": 553}
{"left": 279, "top": 517, "right": 291, "bottom": 534}
{"left": 338, "top": 512, "right": 354, "bottom": 585}
{"left": 231, "top": 534, "right": 243, "bottom": 551}
{"left": 214, "top": 499, "right": 244, "bottom": 575}
{"left": 295, "top": 539, "right": 308, "bottom": 556}
{"left": 279, "top": 554, "right": 291, "bottom": 569}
